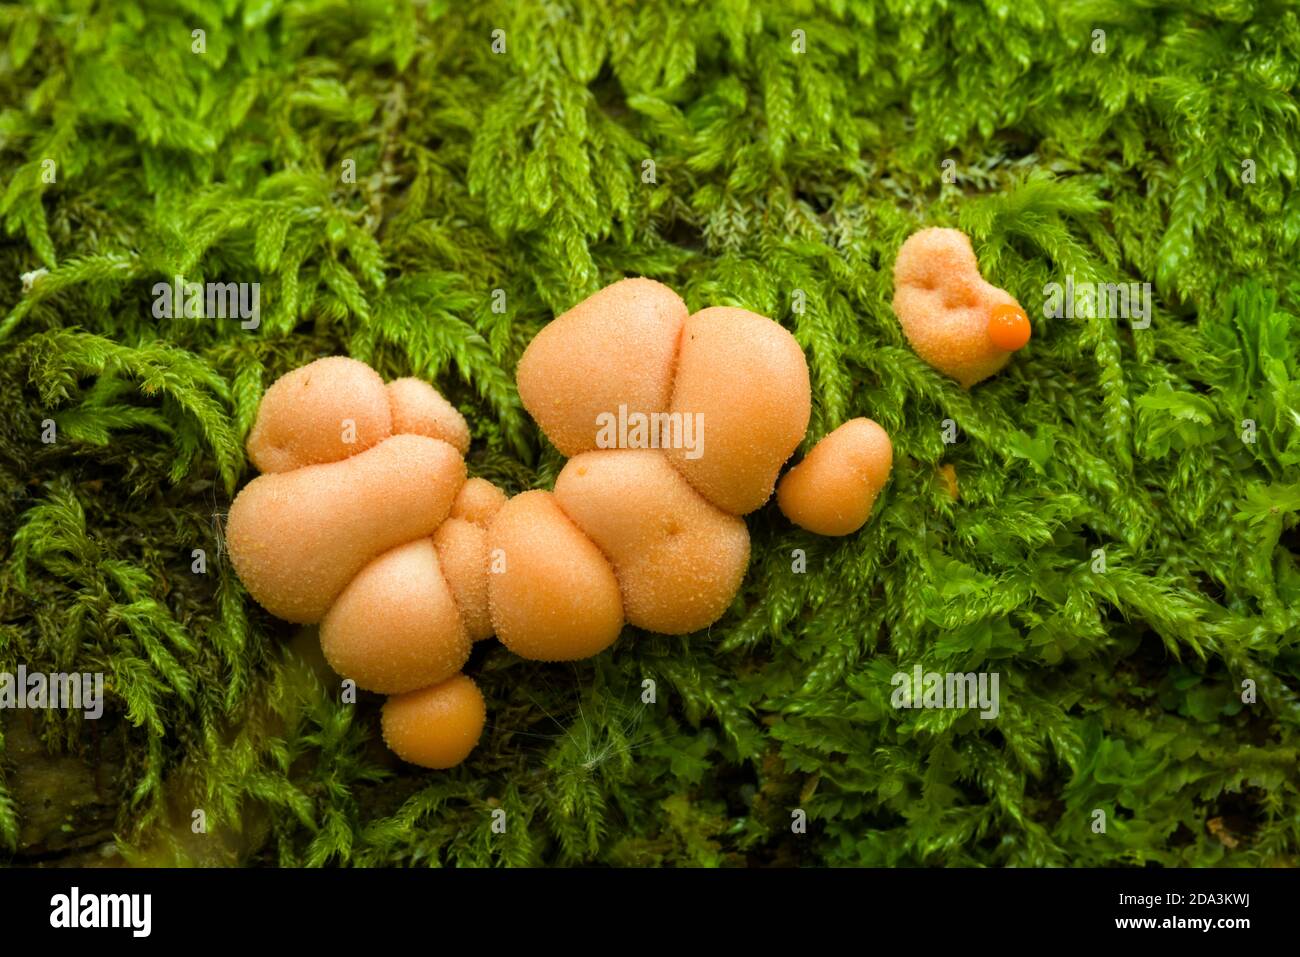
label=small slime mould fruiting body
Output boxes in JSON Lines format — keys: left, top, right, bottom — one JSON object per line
{"left": 227, "top": 244, "right": 1030, "bottom": 770}
{"left": 891, "top": 227, "right": 1031, "bottom": 388}
{"left": 777, "top": 419, "right": 894, "bottom": 536}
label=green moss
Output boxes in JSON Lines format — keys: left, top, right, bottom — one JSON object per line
{"left": 0, "top": 0, "right": 1297, "bottom": 866}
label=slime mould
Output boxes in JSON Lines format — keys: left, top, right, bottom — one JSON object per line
{"left": 228, "top": 232, "right": 1020, "bottom": 769}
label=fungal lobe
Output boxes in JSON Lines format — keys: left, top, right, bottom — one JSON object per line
{"left": 432, "top": 518, "right": 495, "bottom": 642}
{"left": 387, "top": 377, "right": 471, "bottom": 454}
{"left": 247, "top": 356, "right": 393, "bottom": 473}
{"left": 487, "top": 490, "right": 624, "bottom": 661}
{"left": 226, "top": 433, "right": 466, "bottom": 623}
{"left": 382, "top": 674, "right": 486, "bottom": 770}
{"left": 777, "top": 418, "right": 893, "bottom": 536}
{"left": 516, "top": 278, "right": 687, "bottom": 457}
{"left": 665, "top": 307, "right": 811, "bottom": 515}
{"left": 450, "top": 477, "right": 508, "bottom": 527}
{"left": 320, "top": 538, "right": 470, "bottom": 694}
{"left": 892, "top": 227, "right": 1027, "bottom": 388}
{"left": 554, "top": 449, "right": 750, "bottom": 634}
